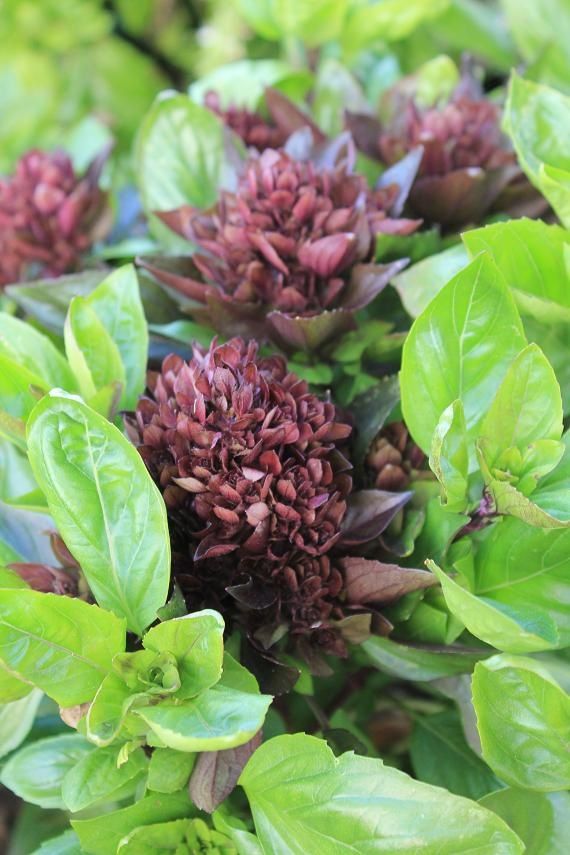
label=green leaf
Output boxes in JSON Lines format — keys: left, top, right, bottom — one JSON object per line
{"left": 428, "top": 560, "right": 559, "bottom": 653}
{"left": 237, "top": 0, "right": 349, "bottom": 46}
{"left": 1, "top": 734, "right": 93, "bottom": 809}
{"left": 480, "top": 787, "right": 570, "bottom": 855}
{"left": 430, "top": 400, "right": 469, "bottom": 512}
{"left": 0, "top": 313, "right": 76, "bottom": 391}
{"left": 486, "top": 478, "right": 570, "bottom": 528}
{"left": 0, "top": 689, "right": 42, "bottom": 759}
{"left": 362, "top": 635, "right": 488, "bottom": 681}
{"left": 0, "top": 662, "right": 34, "bottom": 703}
{"left": 401, "top": 254, "right": 527, "bottom": 455}
{"left": 471, "top": 516, "right": 570, "bottom": 647}
{"left": 136, "top": 684, "right": 272, "bottom": 753}
{"left": 0, "top": 353, "right": 49, "bottom": 449}
{"left": 64, "top": 297, "right": 126, "bottom": 408}
{"left": 33, "top": 829, "right": 83, "bottom": 855}
{"left": 343, "top": 0, "right": 449, "bottom": 54}
{"left": 85, "top": 265, "right": 148, "bottom": 410}
{"left": 27, "top": 394, "right": 170, "bottom": 635}
{"left": 462, "top": 219, "right": 570, "bottom": 323}
{"left": 428, "top": 0, "right": 516, "bottom": 72}
{"left": 0, "top": 589, "right": 125, "bottom": 705}
{"left": 240, "top": 733, "right": 523, "bottom": 853}
{"left": 392, "top": 243, "right": 469, "bottom": 319}
{"left": 118, "top": 817, "right": 235, "bottom": 854}
{"left": 136, "top": 93, "right": 225, "bottom": 246}
{"left": 478, "top": 343, "right": 563, "bottom": 489}
{"left": 410, "top": 709, "right": 502, "bottom": 799}
{"left": 473, "top": 654, "right": 570, "bottom": 791}
{"left": 504, "top": 74, "right": 570, "bottom": 228}
{"left": 500, "top": 0, "right": 570, "bottom": 92}
{"left": 86, "top": 671, "right": 133, "bottom": 747}
{"left": 189, "top": 59, "right": 296, "bottom": 109}
{"left": 61, "top": 745, "right": 148, "bottom": 813}
{"left": 147, "top": 748, "right": 196, "bottom": 794}
{"left": 73, "top": 791, "right": 192, "bottom": 855}
{"left": 5, "top": 271, "right": 106, "bottom": 334}
{"left": 143, "top": 610, "right": 225, "bottom": 699}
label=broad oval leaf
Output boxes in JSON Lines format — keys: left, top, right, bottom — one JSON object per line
{"left": 27, "top": 394, "right": 170, "bottom": 635}
{"left": 239, "top": 733, "right": 523, "bottom": 853}
{"left": 480, "top": 787, "right": 570, "bottom": 855}
{"left": 0, "top": 589, "right": 125, "bottom": 705}
{"left": 0, "top": 689, "right": 43, "bottom": 760}
{"left": 401, "top": 254, "right": 527, "bottom": 455}
{"left": 428, "top": 560, "right": 559, "bottom": 653}
{"left": 504, "top": 74, "right": 570, "bottom": 228}
{"left": 362, "top": 635, "right": 489, "bottom": 682}
{"left": 61, "top": 745, "right": 148, "bottom": 813}
{"left": 136, "top": 684, "right": 272, "bottom": 753}
{"left": 1, "top": 734, "right": 93, "bottom": 809}
{"left": 147, "top": 748, "right": 196, "bottom": 794}
{"left": 0, "top": 313, "right": 76, "bottom": 391}
{"left": 135, "top": 93, "right": 226, "bottom": 247}
{"left": 473, "top": 654, "right": 570, "bottom": 791}
{"left": 84, "top": 265, "right": 148, "bottom": 410}
{"left": 478, "top": 343, "right": 563, "bottom": 469}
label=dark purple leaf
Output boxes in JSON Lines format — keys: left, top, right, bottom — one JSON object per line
{"left": 335, "top": 613, "right": 372, "bottom": 644}
{"left": 226, "top": 576, "right": 277, "bottom": 610}
{"left": 344, "top": 111, "right": 383, "bottom": 160}
{"left": 377, "top": 147, "right": 424, "bottom": 217}
{"left": 339, "top": 260, "right": 408, "bottom": 311}
{"left": 242, "top": 640, "right": 300, "bottom": 696}
{"left": 339, "top": 489, "right": 412, "bottom": 546}
{"left": 138, "top": 255, "right": 208, "bottom": 305}
{"left": 189, "top": 730, "right": 262, "bottom": 813}
{"left": 265, "top": 88, "right": 326, "bottom": 143}
{"left": 339, "top": 556, "right": 436, "bottom": 605}
{"left": 267, "top": 307, "right": 356, "bottom": 353}
{"left": 409, "top": 164, "right": 519, "bottom": 228}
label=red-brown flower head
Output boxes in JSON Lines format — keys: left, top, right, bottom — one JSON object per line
{"left": 143, "top": 145, "right": 419, "bottom": 351}
{"left": 205, "top": 91, "right": 288, "bottom": 151}
{"left": 0, "top": 148, "right": 109, "bottom": 287}
{"left": 378, "top": 96, "right": 512, "bottom": 177}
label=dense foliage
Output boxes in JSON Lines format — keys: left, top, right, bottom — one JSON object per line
{"left": 1, "top": 1, "right": 570, "bottom": 853}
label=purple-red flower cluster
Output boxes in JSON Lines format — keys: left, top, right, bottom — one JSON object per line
{"left": 204, "top": 91, "right": 288, "bottom": 151}
{"left": 127, "top": 338, "right": 433, "bottom": 663}
{"left": 142, "top": 146, "right": 419, "bottom": 351}
{"left": 0, "top": 149, "right": 109, "bottom": 287}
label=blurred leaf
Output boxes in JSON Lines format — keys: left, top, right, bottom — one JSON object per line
{"left": 189, "top": 58, "right": 298, "bottom": 109}
{"left": 500, "top": 0, "right": 570, "bottom": 92}
{"left": 504, "top": 74, "right": 570, "bottom": 229}
{"left": 0, "top": 689, "right": 42, "bottom": 759}
{"left": 237, "top": 0, "right": 349, "bottom": 46}
{"left": 6, "top": 270, "right": 107, "bottom": 334}
{"left": 343, "top": 0, "right": 450, "bottom": 54}
{"left": 480, "top": 787, "right": 570, "bottom": 855}
{"left": 410, "top": 709, "right": 502, "bottom": 799}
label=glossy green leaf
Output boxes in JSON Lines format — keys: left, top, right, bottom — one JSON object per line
{"left": 1, "top": 734, "right": 93, "bottom": 809}
{"left": 147, "top": 748, "right": 196, "bottom": 794}
{"left": 0, "top": 589, "right": 125, "bottom": 705}
{"left": 136, "top": 684, "right": 272, "bottom": 753}
{"left": 0, "top": 353, "right": 49, "bottom": 449}
{"left": 391, "top": 244, "right": 468, "bottom": 319}
{"left": 486, "top": 479, "right": 570, "bottom": 528}
{"left": 410, "top": 709, "right": 502, "bottom": 799}
{"left": 240, "top": 733, "right": 523, "bottom": 853}
{"left": 27, "top": 394, "right": 170, "bottom": 634}
{"left": 362, "top": 635, "right": 488, "bottom": 681}
{"left": 143, "top": 610, "right": 225, "bottom": 699}
{"left": 428, "top": 560, "right": 559, "bottom": 653}
{"left": 72, "top": 791, "right": 192, "bottom": 855}
{"left": 0, "top": 662, "right": 34, "bottom": 703}
{"left": 0, "top": 689, "right": 42, "bottom": 759}
{"left": 86, "top": 671, "right": 134, "bottom": 747}
{"left": 480, "top": 787, "right": 570, "bottom": 855}
{"left": 136, "top": 93, "right": 225, "bottom": 246}
{"left": 85, "top": 265, "right": 148, "bottom": 410}
{"left": 462, "top": 219, "right": 570, "bottom": 323}
{"left": 0, "top": 313, "right": 76, "bottom": 391}
{"left": 471, "top": 514, "right": 570, "bottom": 647}
{"left": 61, "top": 745, "right": 148, "bottom": 813}
{"left": 504, "top": 74, "right": 570, "bottom": 228}
{"left": 401, "top": 254, "right": 527, "bottom": 454}
{"left": 430, "top": 400, "right": 469, "bottom": 512}
{"left": 64, "top": 296, "right": 126, "bottom": 407}
{"left": 473, "top": 654, "right": 570, "bottom": 790}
